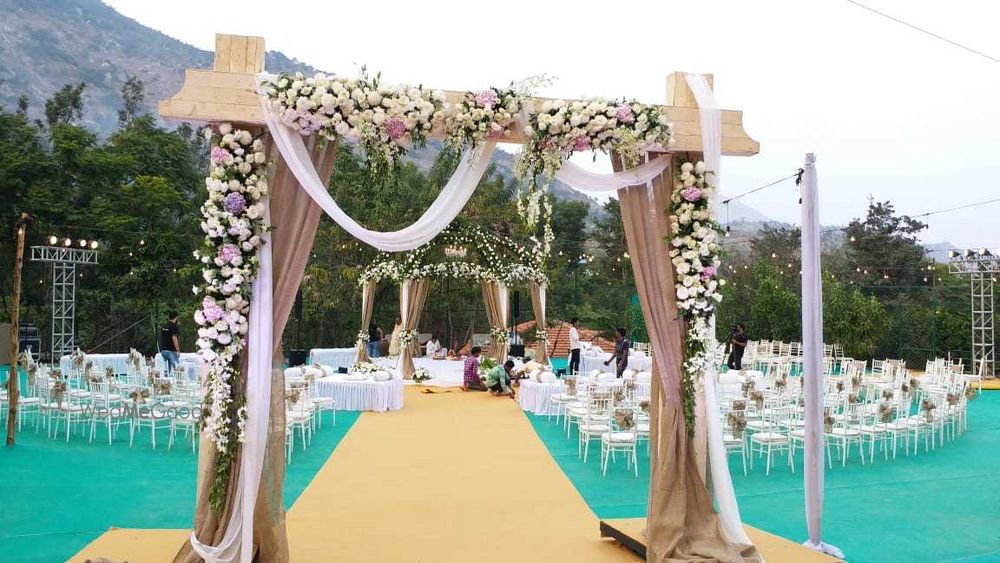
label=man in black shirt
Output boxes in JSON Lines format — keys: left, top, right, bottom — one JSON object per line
{"left": 727, "top": 323, "right": 748, "bottom": 371}
{"left": 160, "top": 310, "right": 181, "bottom": 373}
{"left": 604, "top": 327, "right": 631, "bottom": 377}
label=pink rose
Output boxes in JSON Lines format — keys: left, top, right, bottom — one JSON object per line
{"left": 472, "top": 89, "right": 499, "bottom": 109}
{"left": 616, "top": 104, "right": 635, "bottom": 124}
{"left": 700, "top": 266, "right": 717, "bottom": 280}
{"left": 573, "top": 136, "right": 591, "bottom": 151}
{"left": 385, "top": 117, "right": 407, "bottom": 141}
{"left": 681, "top": 187, "right": 702, "bottom": 202}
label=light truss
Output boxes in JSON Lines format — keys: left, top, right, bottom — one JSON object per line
{"left": 948, "top": 248, "right": 999, "bottom": 377}
{"left": 31, "top": 245, "right": 99, "bottom": 361}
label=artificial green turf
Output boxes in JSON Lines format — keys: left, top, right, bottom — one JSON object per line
{"left": 527, "top": 393, "right": 1000, "bottom": 563}
{"left": 0, "top": 367, "right": 360, "bottom": 563}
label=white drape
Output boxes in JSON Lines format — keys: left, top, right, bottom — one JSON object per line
{"left": 555, "top": 157, "right": 670, "bottom": 192}
{"left": 683, "top": 73, "right": 753, "bottom": 548}
{"left": 397, "top": 280, "right": 410, "bottom": 373}
{"left": 498, "top": 283, "right": 509, "bottom": 329}
{"left": 191, "top": 198, "right": 274, "bottom": 563}
{"left": 257, "top": 75, "right": 496, "bottom": 252}
{"left": 799, "top": 154, "right": 843, "bottom": 559}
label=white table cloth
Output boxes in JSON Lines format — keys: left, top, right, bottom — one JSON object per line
{"left": 579, "top": 351, "right": 652, "bottom": 375}
{"left": 309, "top": 347, "right": 357, "bottom": 371}
{"left": 315, "top": 374, "right": 404, "bottom": 412}
{"left": 518, "top": 379, "right": 566, "bottom": 415}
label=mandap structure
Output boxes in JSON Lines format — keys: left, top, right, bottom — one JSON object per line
{"left": 159, "top": 33, "right": 786, "bottom": 563}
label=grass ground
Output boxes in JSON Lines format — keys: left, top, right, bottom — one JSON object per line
{"left": 526, "top": 392, "right": 1000, "bottom": 563}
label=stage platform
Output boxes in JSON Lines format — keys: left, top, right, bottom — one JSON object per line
{"left": 599, "top": 518, "right": 840, "bottom": 562}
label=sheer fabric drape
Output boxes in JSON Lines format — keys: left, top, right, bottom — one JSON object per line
{"left": 397, "top": 279, "right": 430, "bottom": 378}
{"left": 481, "top": 282, "right": 509, "bottom": 362}
{"left": 355, "top": 282, "right": 375, "bottom": 364}
{"left": 616, "top": 156, "right": 755, "bottom": 562}
{"left": 529, "top": 282, "right": 549, "bottom": 365}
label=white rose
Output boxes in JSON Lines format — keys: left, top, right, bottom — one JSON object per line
{"left": 680, "top": 162, "right": 694, "bottom": 173}
{"left": 694, "top": 161, "right": 706, "bottom": 174}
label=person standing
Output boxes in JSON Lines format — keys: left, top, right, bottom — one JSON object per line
{"left": 462, "top": 346, "right": 487, "bottom": 391}
{"left": 727, "top": 323, "right": 748, "bottom": 371}
{"left": 366, "top": 322, "right": 383, "bottom": 358}
{"left": 604, "top": 327, "right": 631, "bottom": 378}
{"left": 160, "top": 311, "right": 181, "bottom": 373}
{"left": 568, "top": 317, "right": 581, "bottom": 375}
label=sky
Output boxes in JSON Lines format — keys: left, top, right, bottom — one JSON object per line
{"left": 106, "top": 0, "right": 1000, "bottom": 250}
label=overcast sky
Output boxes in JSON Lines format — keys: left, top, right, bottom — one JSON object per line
{"left": 107, "top": 0, "right": 1000, "bottom": 250}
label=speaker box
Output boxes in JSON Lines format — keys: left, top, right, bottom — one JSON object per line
{"left": 510, "top": 290, "right": 521, "bottom": 319}
{"left": 287, "top": 349, "right": 308, "bottom": 366}
{"left": 510, "top": 344, "right": 525, "bottom": 358}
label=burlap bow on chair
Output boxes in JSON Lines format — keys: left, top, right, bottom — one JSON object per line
{"left": 613, "top": 408, "right": 635, "bottom": 430}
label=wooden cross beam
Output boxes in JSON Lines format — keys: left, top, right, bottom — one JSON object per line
{"left": 160, "top": 34, "right": 759, "bottom": 156}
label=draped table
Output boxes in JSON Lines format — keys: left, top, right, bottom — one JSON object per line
{"left": 314, "top": 374, "right": 404, "bottom": 412}
{"left": 518, "top": 379, "right": 566, "bottom": 415}
{"left": 309, "top": 347, "right": 358, "bottom": 371}
{"left": 155, "top": 352, "right": 202, "bottom": 380}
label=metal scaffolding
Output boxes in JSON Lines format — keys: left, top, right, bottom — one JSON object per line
{"left": 949, "top": 249, "right": 999, "bottom": 377}
{"left": 30, "top": 246, "right": 99, "bottom": 361}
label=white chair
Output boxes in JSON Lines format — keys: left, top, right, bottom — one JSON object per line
{"left": 600, "top": 408, "right": 638, "bottom": 477}
{"left": 88, "top": 381, "right": 125, "bottom": 445}
{"left": 129, "top": 390, "right": 161, "bottom": 449}
{"left": 826, "top": 400, "right": 866, "bottom": 467}
{"left": 577, "top": 391, "right": 612, "bottom": 463}
{"left": 749, "top": 404, "right": 793, "bottom": 475}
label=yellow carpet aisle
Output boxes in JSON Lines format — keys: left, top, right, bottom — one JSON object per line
{"left": 283, "top": 387, "right": 635, "bottom": 562}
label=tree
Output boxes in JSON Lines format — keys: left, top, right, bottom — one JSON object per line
{"left": 43, "top": 83, "right": 87, "bottom": 129}
{"left": 843, "top": 198, "right": 928, "bottom": 292}
{"left": 117, "top": 75, "right": 146, "bottom": 128}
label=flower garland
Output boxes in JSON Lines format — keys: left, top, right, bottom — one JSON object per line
{"left": 514, "top": 97, "right": 674, "bottom": 228}
{"left": 444, "top": 86, "right": 523, "bottom": 152}
{"left": 350, "top": 361, "right": 378, "bottom": 374}
{"left": 667, "top": 161, "right": 723, "bottom": 436}
{"left": 260, "top": 71, "right": 446, "bottom": 183}
{"left": 489, "top": 326, "right": 508, "bottom": 345}
{"left": 193, "top": 123, "right": 268, "bottom": 510}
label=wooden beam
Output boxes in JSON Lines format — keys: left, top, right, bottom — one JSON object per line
{"left": 160, "top": 34, "right": 759, "bottom": 156}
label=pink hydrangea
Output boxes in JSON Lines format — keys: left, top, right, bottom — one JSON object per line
{"left": 681, "top": 187, "right": 702, "bottom": 202}
{"left": 473, "top": 89, "right": 499, "bottom": 109}
{"left": 202, "top": 297, "right": 225, "bottom": 323}
{"left": 385, "top": 117, "right": 408, "bottom": 141}
{"left": 210, "top": 146, "right": 230, "bottom": 165}
{"left": 616, "top": 104, "right": 635, "bottom": 124}
{"left": 218, "top": 243, "right": 240, "bottom": 264}
{"left": 573, "top": 136, "right": 591, "bottom": 151}
{"left": 700, "top": 266, "right": 717, "bottom": 280}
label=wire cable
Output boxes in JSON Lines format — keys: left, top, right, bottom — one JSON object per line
{"left": 843, "top": 0, "right": 1000, "bottom": 64}
{"left": 721, "top": 171, "right": 801, "bottom": 205}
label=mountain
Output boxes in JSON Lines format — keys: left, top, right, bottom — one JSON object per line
{"left": 0, "top": 0, "right": 314, "bottom": 132}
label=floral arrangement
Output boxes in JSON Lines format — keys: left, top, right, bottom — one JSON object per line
{"left": 105, "top": 365, "right": 115, "bottom": 379}
{"left": 50, "top": 381, "right": 67, "bottom": 406}
{"left": 260, "top": 71, "right": 445, "bottom": 183}
{"left": 823, "top": 409, "right": 835, "bottom": 433}
{"left": 128, "top": 348, "right": 143, "bottom": 370}
{"left": 965, "top": 386, "right": 978, "bottom": 401}
{"left": 412, "top": 368, "right": 432, "bottom": 383}
{"left": 285, "top": 385, "right": 302, "bottom": 408}
{"left": 731, "top": 400, "right": 747, "bottom": 411}
{"left": 154, "top": 379, "right": 173, "bottom": 396}
{"left": 847, "top": 393, "right": 860, "bottom": 404}
{"left": 750, "top": 390, "right": 765, "bottom": 411}
{"left": 398, "top": 329, "right": 420, "bottom": 347}
{"left": 614, "top": 408, "right": 636, "bottom": 430}
{"left": 836, "top": 380, "right": 845, "bottom": 393}
{"left": 72, "top": 349, "right": 85, "bottom": 369}
{"left": 881, "top": 389, "right": 894, "bottom": 401}
{"left": 129, "top": 388, "right": 151, "bottom": 404}
{"left": 667, "top": 162, "right": 723, "bottom": 436}
{"left": 921, "top": 398, "right": 936, "bottom": 422}
{"left": 639, "top": 399, "right": 650, "bottom": 414}
{"left": 566, "top": 378, "right": 578, "bottom": 396}
{"left": 946, "top": 392, "right": 959, "bottom": 406}
{"left": 192, "top": 123, "right": 268, "bottom": 510}
{"left": 88, "top": 371, "right": 103, "bottom": 384}
{"left": 514, "top": 97, "right": 674, "bottom": 229}
{"left": 613, "top": 387, "right": 626, "bottom": 404}
{"left": 444, "top": 86, "right": 523, "bottom": 152}
{"left": 740, "top": 380, "right": 754, "bottom": 397}
{"left": 356, "top": 329, "right": 370, "bottom": 345}
{"left": 726, "top": 411, "right": 747, "bottom": 438}
{"left": 878, "top": 401, "right": 893, "bottom": 424}
{"left": 489, "top": 326, "right": 508, "bottom": 346}
{"left": 351, "top": 361, "right": 379, "bottom": 374}
{"left": 531, "top": 327, "right": 549, "bottom": 342}
{"left": 358, "top": 224, "right": 548, "bottom": 287}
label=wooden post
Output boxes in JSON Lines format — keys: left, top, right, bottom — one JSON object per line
{"left": 7, "top": 213, "right": 29, "bottom": 446}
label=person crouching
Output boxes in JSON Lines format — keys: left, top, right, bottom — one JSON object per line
{"left": 486, "top": 359, "right": 516, "bottom": 399}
